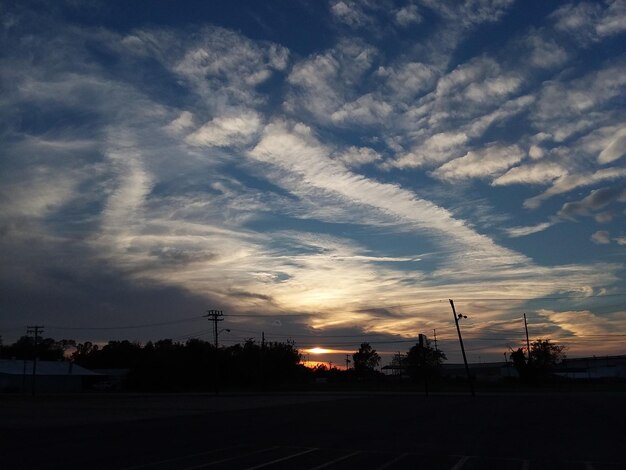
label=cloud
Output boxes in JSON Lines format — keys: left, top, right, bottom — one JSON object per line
{"left": 597, "top": 0, "right": 626, "bottom": 36}
{"left": 420, "top": 0, "right": 515, "bottom": 28}
{"left": 505, "top": 221, "right": 557, "bottom": 238}
{"left": 538, "top": 308, "right": 617, "bottom": 337}
{"left": 394, "top": 4, "right": 422, "bottom": 27}
{"left": 558, "top": 186, "right": 626, "bottom": 219}
{"left": 392, "top": 93, "right": 533, "bottom": 170}
{"left": 97, "top": 132, "right": 154, "bottom": 250}
{"left": 524, "top": 32, "right": 569, "bottom": 69}
{"left": 0, "top": 137, "right": 91, "bottom": 220}
{"left": 435, "top": 57, "right": 500, "bottom": 99}
{"left": 334, "top": 146, "right": 382, "bottom": 167}
{"left": 285, "top": 39, "right": 377, "bottom": 124}
{"left": 331, "top": 93, "right": 393, "bottom": 125}
{"left": 531, "top": 61, "right": 626, "bottom": 142}
{"left": 377, "top": 62, "right": 437, "bottom": 100}
{"left": 591, "top": 230, "right": 611, "bottom": 244}
{"left": 330, "top": 0, "right": 376, "bottom": 28}
{"left": 248, "top": 119, "right": 529, "bottom": 272}
{"left": 431, "top": 144, "right": 525, "bottom": 181}
{"left": 185, "top": 110, "right": 263, "bottom": 147}
{"left": 165, "top": 111, "right": 195, "bottom": 135}
{"left": 170, "top": 26, "right": 289, "bottom": 108}
{"left": 551, "top": 1, "right": 626, "bottom": 43}
{"left": 598, "top": 127, "right": 626, "bottom": 164}
{"left": 523, "top": 168, "right": 626, "bottom": 209}
{"left": 595, "top": 211, "right": 615, "bottom": 223}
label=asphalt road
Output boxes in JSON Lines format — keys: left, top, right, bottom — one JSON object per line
{"left": 1, "top": 392, "right": 624, "bottom": 469}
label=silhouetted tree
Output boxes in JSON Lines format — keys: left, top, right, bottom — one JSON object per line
{"left": 73, "top": 340, "right": 142, "bottom": 369}
{"left": 353, "top": 342, "right": 380, "bottom": 375}
{"left": 3, "top": 336, "right": 66, "bottom": 361}
{"left": 509, "top": 348, "right": 529, "bottom": 380}
{"left": 406, "top": 338, "right": 446, "bottom": 382}
{"left": 510, "top": 339, "right": 566, "bottom": 382}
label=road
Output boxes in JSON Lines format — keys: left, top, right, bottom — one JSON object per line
{"left": 1, "top": 392, "right": 624, "bottom": 469}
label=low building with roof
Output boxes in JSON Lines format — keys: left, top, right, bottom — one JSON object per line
{"left": 0, "top": 359, "right": 100, "bottom": 393}
{"left": 554, "top": 355, "right": 626, "bottom": 380}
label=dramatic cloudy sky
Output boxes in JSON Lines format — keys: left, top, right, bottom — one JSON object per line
{"left": 2, "top": 0, "right": 626, "bottom": 363}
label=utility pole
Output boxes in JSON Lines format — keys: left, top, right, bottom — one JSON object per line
{"left": 417, "top": 335, "right": 429, "bottom": 397}
{"left": 395, "top": 351, "right": 401, "bottom": 376}
{"left": 504, "top": 351, "right": 510, "bottom": 377}
{"left": 523, "top": 313, "right": 531, "bottom": 364}
{"left": 345, "top": 354, "right": 351, "bottom": 370}
{"left": 204, "top": 310, "right": 223, "bottom": 395}
{"left": 449, "top": 300, "right": 474, "bottom": 397}
{"left": 433, "top": 328, "right": 438, "bottom": 353}
{"left": 27, "top": 325, "right": 44, "bottom": 396}
{"left": 261, "top": 331, "right": 265, "bottom": 389}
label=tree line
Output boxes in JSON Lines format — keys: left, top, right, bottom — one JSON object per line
{"left": 0, "top": 334, "right": 569, "bottom": 391}
{"left": 0, "top": 335, "right": 448, "bottom": 390}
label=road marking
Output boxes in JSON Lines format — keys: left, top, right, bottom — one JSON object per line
{"left": 243, "top": 447, "right": 318, "bottom": 470}
{"left": 308, "top": 451, "right": 362, "bottom": 470}
{"left": 521, "top": 459, "right": 530, "bottom": 470}
{"left": 182, "top": 446, "right": 280, "bottom": 470}
{"left": 450, "top": 456, "right": 470, "bottom": 470}
{"left": 121, "top": 445, "right": 244, "bottom": 469}
{"left": 374, "top": 452, "right": 409, "bottom": 470}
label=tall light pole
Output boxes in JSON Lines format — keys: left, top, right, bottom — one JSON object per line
{"left": 449, "top": 300, "right": 474, "bottom": 397}
{"left": 523, "top": 313, "right": 531, "bottom": 364}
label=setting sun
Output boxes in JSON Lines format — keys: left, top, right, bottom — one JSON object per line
{"left": 307, "top": 347, "right": 331, "bottom": 354}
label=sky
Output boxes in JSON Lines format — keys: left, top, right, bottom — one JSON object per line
{"left": 1, "top": 0, "right": 626, "bottom": 365}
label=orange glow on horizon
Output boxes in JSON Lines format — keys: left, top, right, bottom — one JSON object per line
{"left": 301, "top": 360, "right": 347, "bottom": 370}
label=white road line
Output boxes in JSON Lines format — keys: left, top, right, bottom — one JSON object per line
{"left": 181, "top": 446, "right": 280, "bottom": 470}
{"left": 243, "top": 447, "right": 319, "bottom": 470}
{"left": 450, "top": 456, "right": 470, "bottom": 470}
{"left": 374, "top": 452, "right": 409, "bottom": 470}
{"left": 121, "top": 445, "right": 244, "bottom": 470}
{"left": 521, "top": 459, "right": 530, "bottom": 470}
{"left": 308, "top": 451, "right": 362, "bottom": 470}
{"left": 585, "top": 462, "right": 595, "bottom": 470}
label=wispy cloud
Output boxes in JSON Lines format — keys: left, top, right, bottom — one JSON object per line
{"left": 186, "top": 110, "right": 263, "bottom": 147}
{"left": 591, "top": 230, "right": 611, "bottom": 244}
{"left": 492, "top": 162, "right": 566, "bottom": 186}
{"left": 558, "top": 186, "right": 626, "bottom": 220}
{"left": 524, "top": 168, "right": 626, "bottom": 209}
{"left": 431, "top": 144, "right": 525, "bottom": 182}
{"left": 551, "top": 0, "right": 626, "bottom": 42}
{"left": 505, "top": 221, "right": 557, "bottom": 238}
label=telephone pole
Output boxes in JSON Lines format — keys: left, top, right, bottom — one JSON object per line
{"left": 523, "top": 313, "right": 531, "bottom": 364}
{"left": 433, "top": 328, "right": 438, "bottom": 353}
{"left": 261, "top": 331, "right": 265, "bottom": 389}
{"left": 27, "top": 325, "right": 44, "bottom": 396}
{"left": 449, "top": 300, "right": 474, "bottom": 397}
{"left": 204, "top": 310, "right": 224, "bottom": 395}
{"left": 345, "top": 354, "right": 351, "bottom": 370}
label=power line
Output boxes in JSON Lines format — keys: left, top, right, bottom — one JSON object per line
{"left": 45, "top": 315, "right": 205, "bottom": 330}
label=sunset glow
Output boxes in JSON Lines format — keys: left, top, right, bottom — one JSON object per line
{"left": 307, "top": 348, "right": 332, "bottom": 355}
